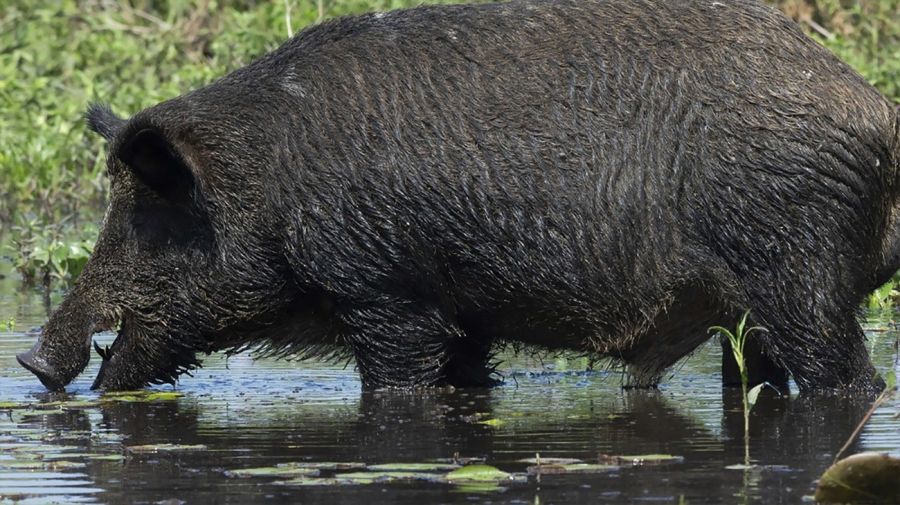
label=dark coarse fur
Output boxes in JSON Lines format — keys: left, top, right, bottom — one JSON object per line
{"left": 18, "top": 0, "right": 900, "bottom": 393}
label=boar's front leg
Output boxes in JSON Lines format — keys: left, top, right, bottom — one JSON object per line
{"left": 744, "top": 295, "right": 882, "bottom": 395}
{"left": 721, "top": 337, "right": 789, "bottom": 391}
{"left": 340, "top": 300, "right": 493, "bottom": 388}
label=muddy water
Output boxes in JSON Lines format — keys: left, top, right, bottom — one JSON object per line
{"left": 0, "top": 274, "right": 898, "bottom": 504}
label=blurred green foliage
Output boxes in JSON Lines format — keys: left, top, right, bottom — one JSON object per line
{"left": 0, "top": 0, "right": 897, "bottom": 292}
{"left": 790, "top": 0, "right": 899, "bottom": 101}
{"left": 5, "top": 217, "right": 97, "bottom": 286}
{"left": 0, "top": 0, "right": 455, "bottom": 226}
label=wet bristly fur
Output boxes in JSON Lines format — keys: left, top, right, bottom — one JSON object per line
{"left": 24, "top": 0, "right": 900, "bottom": 392}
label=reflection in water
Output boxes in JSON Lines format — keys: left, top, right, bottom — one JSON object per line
{"left": 0, "top": 281, "right": 898, "bottom": 504}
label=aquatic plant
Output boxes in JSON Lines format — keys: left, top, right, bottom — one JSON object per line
{"left": 867, "top": 276, "right": 900, "bottom": 310}
{"left": 710, "top": 311, "right": 767, "bottom": 465}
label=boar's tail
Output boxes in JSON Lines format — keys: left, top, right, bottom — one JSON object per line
{"left": 894, "top": 103, "right": 900, "bottom": 158}
{"left": 894, "top": 103, "right": 900, "bottom": 160}
{"left": 85, "top": 103, "right": 126, "bottom": 142}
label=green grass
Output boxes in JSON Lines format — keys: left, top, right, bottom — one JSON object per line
{"left": 0, "top": 0, "right": 452, "bottom": 226}
{"left": 1, "top": 0, "right": 898, "bottom": 291}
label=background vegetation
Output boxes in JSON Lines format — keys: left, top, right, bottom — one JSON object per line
{"left": 1, "top": 0, "right": 898, "bottom": 295}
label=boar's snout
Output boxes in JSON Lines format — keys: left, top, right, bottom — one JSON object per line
{"left": 17, "top": 295, "right": 101, "bottom": 391}
{"left": 17, "top": 341, "right": 89, "bottom": 392}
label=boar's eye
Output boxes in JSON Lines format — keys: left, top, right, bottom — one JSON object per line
{"left": 117, "top": 128, "right": 196, "bottom": 203}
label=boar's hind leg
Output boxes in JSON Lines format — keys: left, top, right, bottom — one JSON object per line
{"left": 341, "top": 302, "right": 493, "bottom": 389}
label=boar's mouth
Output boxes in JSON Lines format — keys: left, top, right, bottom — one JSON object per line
{"left": 89, "top": 314, "right": 203, "bottom": 391}
{"left": 89, "top": 316, "right": 137, "bottom": 390}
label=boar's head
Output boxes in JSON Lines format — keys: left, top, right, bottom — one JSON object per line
{"left": 18, "top": 100, "right": 297, "bottom": 391}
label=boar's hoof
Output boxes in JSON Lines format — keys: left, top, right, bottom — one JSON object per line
{"left": 16, "top": 349, "right": 66, "bottom": 392}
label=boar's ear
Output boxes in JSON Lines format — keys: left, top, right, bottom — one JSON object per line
{"left": 116, "top": 128, "right": 196, "bottom": 203}
{"left": 85, "top": 103, "right": 126, "bottom": 141}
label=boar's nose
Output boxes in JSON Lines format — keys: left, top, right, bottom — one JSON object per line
{"left": 17, "top": 347, "right": 66, "bottom": 392}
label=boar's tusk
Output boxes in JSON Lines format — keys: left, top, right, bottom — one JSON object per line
{"left": 94, "top": 341, "right": 110, "bottom": 361}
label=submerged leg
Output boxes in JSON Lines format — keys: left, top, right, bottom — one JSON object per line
{"left": 721, "top": 335, "right": 789, "bottom": 391}
{"left": 444, "top": 334, "right": 499, "bottom": 387}
{"left": 340, "top": 300, "right": 493, "bottom": 388}
{"left": 622, "top": 284, "right": 726, "bottom": 388}
{"left": 730, "top": 274, "right": 883, "bottom": 394}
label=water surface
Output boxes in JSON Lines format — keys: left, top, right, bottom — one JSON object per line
{"left": 1, "top": 272, "right": 898, "bottom": 504}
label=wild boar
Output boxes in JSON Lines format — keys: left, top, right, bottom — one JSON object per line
{"left": 19, "top": 0, "right": 899, "bottom": 393}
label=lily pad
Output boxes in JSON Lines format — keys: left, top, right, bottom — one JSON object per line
{"left": 599, "top": 454, "right": 684, "bottom": 465}
{"left": 0, "top": 399, "right": 100, "bottom": 410}
{"left": 102, "top": 391, "right": 183, "bottom": 403}
{"left": 527, "top": 463, "right": 618, "bottom": 475}
{"left": 367, "top": 463, "right": 461, "bottom": 472}
{"left": 277, "top": 477, "right": 357, "bottom": 486}
{"left": 87, "top": 454, "right": 125, "bottom": 462}
{"left": 225, "top": 466, "right": 321, "bottom": 478}
{"left": 451, "top": 482, "right": 505, "bottom": 493}
{"left": 41, "top": 452, "right": 105, "bottom": 460}
{"left": 476, "top": 418, "right": 505, "bottom": 427}
{"left": 815, "top": 452, "right": 900, "bottom": 504}
{"left": 4, "top": 444, "right": 80, "bottom": 454}
{"left": 0, "top": 460, "right": 86, "bottom": 470}
{"left": 442, "top": 464, "right": 519, "bottom": 483}
{"left": 277, "top": 461, "right": 366, "bottom": 471}
{"left": 47, "top": 400, "right": 103, "bottom": 409}
{"left": 334, "top": 471, "right": 437, "bottom": 484}
{"left": 127, "top": 444, "right": 207, "bottom": 454}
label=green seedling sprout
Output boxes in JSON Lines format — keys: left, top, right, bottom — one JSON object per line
{"left": 709, "top": 310, "right": 767, "bottom": 466}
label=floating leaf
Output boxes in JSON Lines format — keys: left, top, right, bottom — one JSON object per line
{"left": 277, "top": 477, "right": 355, "bottom": 487}
{"left": 0, "top": 460, "right": 86, "bottom": 470}
{"left": 142, "top": 392, "right": 184, "bottom": 401}
{"left": 451, "top": 483, "right": 505, "bottom": 493}
{"left": 476, "top": 418, "right": 505, "bottom": 427}
{"left": 277, "top": 461, "right": 366, "bottom": 471}
{"left": 225, "top": 466, "right": 320, "bottom": 478}
{"left": 527, "top": 463, "right": 617, "bottom": 475}
{"left": 334, "top": 471, "right": 437, "bottom": 484}
{"left": 102, "top": 391, "right": 183, "bottom": 403}
{"left": 127, "top": 444, "right": 207, "bottom": 454}
{"left": 443, "top": 464, "right": 516, "bottom": 483}
{"left": 367, "top": 463, "right": 460, "bottom": 472}
{"left": 42, "top": 452, "right": 103, "bottom": 460}
{"left": 815, "top": 452, "right": 900, "bottom": 504}
{"left": 599, "top": 454, "right": 684, "bottom": 465}
{"left": 87, "top": 454, "right": 125, "bottom": 462}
